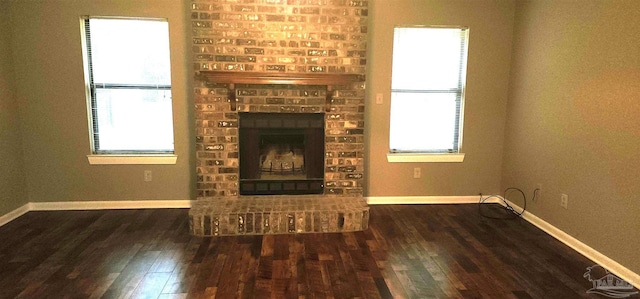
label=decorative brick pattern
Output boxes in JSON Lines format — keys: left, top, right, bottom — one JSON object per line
{"left": 191, "top": 1, "right": 368, "bottom": 74}
{"left": 189, "top": 196, "right": 370, "bottom": 236}
{"left": 192, "top": 0, "right": 368, "bottom": 199}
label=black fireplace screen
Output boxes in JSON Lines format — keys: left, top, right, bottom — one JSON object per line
{"left": 239, "top": 113, "right": 324, "bottom": 195}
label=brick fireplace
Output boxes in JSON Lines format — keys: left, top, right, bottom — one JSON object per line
{"left": 188, "top": 0, "right": 369, "bottom": 236}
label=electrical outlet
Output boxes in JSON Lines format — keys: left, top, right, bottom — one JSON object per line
{"left": 375, "top": 93, "right": 383, "bottom": 104}
{"left": 560, "top": 193, "right": 568, "bottom": 209}
{"left": 413, "top": 167, "right": 421, "bottom": 179}
{"left": 536, "top": 183, "right": 542, "bottom": 200}
{"left": 144, "top": 170, "right": 152, "bottom": 182}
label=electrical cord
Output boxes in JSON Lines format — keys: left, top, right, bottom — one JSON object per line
{"left": 478, "top": 187, "right": 539, "bottom": 219}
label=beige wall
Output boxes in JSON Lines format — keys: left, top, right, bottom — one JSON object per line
{"left": 8, "top": 0, "right": 194, "bottom": 203}
{"left": 366, "top": 0, "right": 515, "bottom": 196}
{"left": 0, "top": 0, "right": 28, "bottom": 216}
{"left": 503, "top": 0, "right": 640, "bottom": 274}
{"left": 5, "top": 0, "right": 518, "bottom": 204}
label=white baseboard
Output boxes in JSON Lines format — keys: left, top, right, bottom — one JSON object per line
{"left": 0, "top": 203, "right": 30, "bottom": 227}
{"left": 29, "top": 200, "right": 195, "bottom": 211}
{"left": 366, "top": 195, "right": 492, "bottom": 205}
{"left": 502, "top": 199, "right": 640, "bottom": 289}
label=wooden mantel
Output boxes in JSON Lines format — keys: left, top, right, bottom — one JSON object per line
{"left": 197, "top": 71, "right": 364, "bottom": 86}
{"left": 196, "top": 71, "right": 365, "bottom": 111}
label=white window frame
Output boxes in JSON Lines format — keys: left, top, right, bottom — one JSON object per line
{"left": 81, "top": 16, "right": 177, "bottom": 165}
{"left": 387, "top": 26, "right": 469, "bottom": 163}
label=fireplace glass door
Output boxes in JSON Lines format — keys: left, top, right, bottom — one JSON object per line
{"left": 239, "top": 113, "right": 324, "bottom": 195}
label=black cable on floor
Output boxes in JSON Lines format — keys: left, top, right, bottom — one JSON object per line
{"left": 478, "top": 187, "right": 538, "bottom": 219}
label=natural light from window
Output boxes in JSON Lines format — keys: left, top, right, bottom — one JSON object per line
{"left": 389, "top": 27, "right": 468, "bottom": 153}
{"left": 86, "top": 18, "right": 174, "bottom": 153}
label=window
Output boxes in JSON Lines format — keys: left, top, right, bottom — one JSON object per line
{"left": 389, "top": 26, "right": 468, "bottom": 157}
{"left": 83, "top": 17, "right": 174, "bottom": 155}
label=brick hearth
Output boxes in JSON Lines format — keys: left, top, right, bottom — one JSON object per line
{"left": 189, "top": 196, "right": 369, "bottom": 236}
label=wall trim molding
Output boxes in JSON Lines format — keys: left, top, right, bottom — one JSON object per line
{"left": 1, "top": 197, "right": 637, "bottom": 288}
{"left": 501, "top": 199, "right": 640, "bottom": 289}
{"left": 29, "top": 200, "right": 195, "bottom": 211}
{"left": 366, "top": 195, "right": 489, "bottom": 205}
{"left": 0, "top": 203, "right": 30, "bottom": 227}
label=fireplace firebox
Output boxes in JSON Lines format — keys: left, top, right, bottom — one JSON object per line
{"left": 239, "top": 113, "right": 325, "bottom": 195}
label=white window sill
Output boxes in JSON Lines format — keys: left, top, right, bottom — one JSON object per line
{"left": 87, "top": 154, "right": 178, "bottom": 165}
{"left": 386, "top": 153, "right": 465, "bottom": 163}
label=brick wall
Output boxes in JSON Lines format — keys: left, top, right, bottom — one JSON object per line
{"left": 192, "top": 0, "right": 368, "bottom": 199}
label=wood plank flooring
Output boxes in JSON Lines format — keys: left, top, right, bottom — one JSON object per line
{"left": 0, "top": 204, "right": 614, "bottom": 298}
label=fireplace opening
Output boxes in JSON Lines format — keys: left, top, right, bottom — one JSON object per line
{"left": 239, "top": 113, "right": 324, "bottom": 195}
{"left": 260, "top": 134, "right": 306, "bottom": 180}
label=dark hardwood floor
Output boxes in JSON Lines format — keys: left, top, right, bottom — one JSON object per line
{"left": 0, "top": 204, "right": 613, "bottom": 298}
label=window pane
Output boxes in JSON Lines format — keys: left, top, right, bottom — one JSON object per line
{"left": 389, "top": 92, "right": 457, "bottom": 152}
{"left": 94, "top": 88, "right": 174, "bottom": 152}
{"left": 89, "top": 19, "right": 171, "bottom": 85}
{"left": 391, "top": 27, "right": 465, "bottom": 91}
